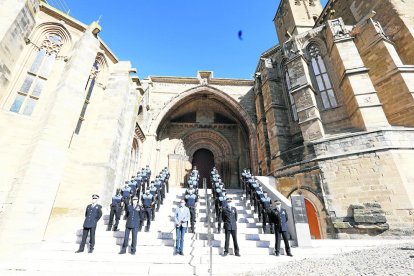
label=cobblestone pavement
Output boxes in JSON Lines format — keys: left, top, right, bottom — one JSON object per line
{"left": 240, "top": 242, "right": 414, "bottom": 276}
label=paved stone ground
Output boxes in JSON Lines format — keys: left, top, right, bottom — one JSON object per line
{"left": 239, "top": 242, "right": 414, "bottom": 276}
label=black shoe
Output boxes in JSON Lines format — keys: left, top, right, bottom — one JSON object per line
{"left": 88, "top": 249, "right": 93, "bottom": 253}
{"left": 119, "top": 248, "right": 126, "bottom": 254}
{"left": 223, "top": 252, "right": 228, "bottom": 256}
{"left": 235, "top": 253, "right": 241, "bottom": 257}
{"left": 106, "top": 226, "right": 111, "bottom": 231}
{"left": 131, "top": 251, "right": 136, "bottom": 255}
{"left": 179, "top": 252, "right": 184, "bottom": 256}
{"left": 75, "top": 249, "right": 83, "bottom": 253}
{"left": 275, "top": 252, "right": 280, "bottom": 256}
{"left": 287, "top": 252, "right": 293, "bottom": 257}
{"left": 145, "top": 227, "right": 149, "bottom": 232}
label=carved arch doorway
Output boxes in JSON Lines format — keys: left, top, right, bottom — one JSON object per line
{"left": 192, "top": 148, "right": 215, "bottom": 188}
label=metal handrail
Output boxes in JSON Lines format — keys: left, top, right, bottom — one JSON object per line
{"left": 203, "top": 178, "right": 213, "bottom": 276}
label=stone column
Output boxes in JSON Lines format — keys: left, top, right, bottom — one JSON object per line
{"left": 354, "top": 19, "right": 414, "bottom": 126}
{"left": 283, "top": 48, "right": 325, "bottom": 141}
{"left": 325, "top": 18, "right": 389, "bottom": 130}
{"left": 254, "top": 73, "right": 271, "bottom": 174}
{"left": 260, "top": 58, "right": 294, "bottom": 169}
{"left": 0, "top": 22, "right": 101, "bottom": 252}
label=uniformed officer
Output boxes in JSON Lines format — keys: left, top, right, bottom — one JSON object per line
{"left": 121, "top": 181, "right": 132, "bottom": 218}
{"left": 222, "top": 198, "right": 240, "bottom": 256}
{"left": 255, "top": 186, "right": 264, "bottom": 222}
{"left": 153, "top": 177, "right": 162, "bottom": 211}
{"left": 145, "top": 165, "right": 151, "bottom": 187}
{"left": 270, "top": 200, "right": 293, "bottom": 257}
{"left": 135, "top": 173, "right": 143, "bottom": 201}
{"left": 261, "top": 191, "right": 274, "bottom": 234}
{"left": 217, "top": 191, "right": 228, "bottom": 234}
{"left": 107, "top": 189, "right": 123, "bottom": 231}
{"left": 119, "top": 197, "right": 142, "bottom": 255}
{"left": 128, "top": 178, "right": 138, "bottom": 204}
{"left": 140, "top": 168, "right": 148, "bottom": 191}
{"left": 141, "top": 189, "right": 154, "bottom": 231}
{"left": 163, "top": 167, "right": 170, "bottom": 193}
{"left": 76, "top": 194, "right": 102, "bottom": 253}
{"left": 149, "top": 182, "right": 158, "bottom": 219}
{"left": 185, "top": 189, "right": 197, "bottom": 233}
{"left": 174, "top": 198, "right": 190, "bottom": 255}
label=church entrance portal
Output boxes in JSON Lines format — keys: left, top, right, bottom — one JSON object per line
{"left": 192, "top": 148, "right": 214, "bottom": 188}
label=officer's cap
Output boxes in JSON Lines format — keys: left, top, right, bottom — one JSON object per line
{"left": 275, "top": 200, "right": 281, "bottom": 205}
{"left": 92, "top": 194, "right": 99, "bottom": 199}
{"left": 226, "top": 197, "right": 232, "bottom": 202}
{"left": 132, "top": 196, "right": 139, "bottom": 201}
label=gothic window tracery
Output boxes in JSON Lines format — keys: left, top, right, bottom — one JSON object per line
{"left": 10, "top": 34, "right": 63, "bottom": 116}
{"left": 308, "top": 44, "right": 338, "bottom": 109}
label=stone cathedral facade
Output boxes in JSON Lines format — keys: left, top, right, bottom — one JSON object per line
{"left": 0, "top": 0, "right": 413, "bottom": 252}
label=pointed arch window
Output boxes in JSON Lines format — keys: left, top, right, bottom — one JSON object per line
{"left": 285, "top": 70, "right": 298, "bottom": 121}
{"left": 308, "top": 44, "right": 338, "bottom": 109}
{"left": 10, "top": 34, "right": 62, "bottom": 116}
{"left": 74, "top": 60, "right": 99, "bottom": 134}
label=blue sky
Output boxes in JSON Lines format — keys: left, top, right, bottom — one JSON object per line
{"left": 48, "top": 0, "right": 328, "bottom": 79}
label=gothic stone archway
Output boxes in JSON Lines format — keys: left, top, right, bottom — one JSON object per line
{"left": 154, "top": 86, "right": 253, "bottom": 187}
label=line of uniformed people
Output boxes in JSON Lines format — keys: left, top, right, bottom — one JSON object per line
{"left": 241, "top": 168, "right": 293, "bottom": 257}
{"left": 184, "top": 167, "right": 199, "bottom": 233}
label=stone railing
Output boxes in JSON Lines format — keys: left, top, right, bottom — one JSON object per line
{"left": 255, "top": 176, "right": 312, "bottom": 247}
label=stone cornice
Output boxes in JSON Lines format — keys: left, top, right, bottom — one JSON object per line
{"left": 148, "top": 76, "right": 253, "bottom": 86}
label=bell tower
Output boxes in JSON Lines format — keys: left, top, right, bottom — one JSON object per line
{"left": 274, "top": 0, "right": 323, "bottom": 44}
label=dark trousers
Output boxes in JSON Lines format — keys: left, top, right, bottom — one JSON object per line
{"left": 136, "top": 188, "right": 141, "bottom": 203}
{"left": 188, "top": 206, "right": 196, "bottom": 230}
{"left": 79, "top": 227, "right": 96, "bottom": 250}
{"left": 144, "top": 207, "right": 152, "bottom": 228}
{"left": 122, "top": 227, "right": 138, "bottom": 253}
{"left": 217, "top": 208, "right": 222, "bottom": 232}
{"left": 224, "top": 229, "right": 239, "bottom": 254}
{"left": 262, "top": 209, "right": 274, "bottom": 233}
{"left": 166, "top": 179, "right": 169, "bottom": 193}
{"left": 108, "top": 206, "right": 121, "bottom": 229}
{"left": 275, "top": 231, "right": 291, "bottom": 254}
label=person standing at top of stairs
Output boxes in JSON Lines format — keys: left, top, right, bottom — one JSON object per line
{"left": 107, "top": 189, "right": 122, "bottom": 231}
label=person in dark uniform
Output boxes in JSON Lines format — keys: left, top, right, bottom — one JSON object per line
{"left": 141, "top": 189, "right": 154, "bottom": 231}
{"left": 216, "top": 191, "right": 228, "bottom": 234}
{"left": 270, "top": 200, "right": 293, "bottom": 257}
{"left": 145, "top": 165, "right": 151, "bottom": 187}
{"left": 128, "top": 178, "right": 138, "bottom": 204}
{"left": 184, "top": 190, "right": 197, "bottom": 233}
{"left": 261, "top": 191, "right": 274, "bottom": 234}
{"left": 107, "top": 189, "right": 123, "bottom": 231}
{"left": 149, "top": 182, "right": 158, "bottom": 219}
{"left": 76, "top": 194, "right": 102, "bottom": 253}
{"left": 135, "top": 173, "right": 143, "bottom": 201}
{"left": 121, "top": 181, "right": 132, "bottom": 219}
{"left": 119, "top": 197, "right": 142, "bottom": 255}
{"left": 164, "top": 167, "right": 170, "bottom": 193}
{"left": 222, "top": 198, "right": 240, "bottom": 256}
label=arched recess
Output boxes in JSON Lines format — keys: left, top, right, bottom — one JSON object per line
{"left": 150, "top": 85, "right": 258, "bottom": 176}
{"left": 289, "top": 187, "right": 327, "bottom": 239}
{"left": 172, "top": 128, "right": 235, "bottom": 186}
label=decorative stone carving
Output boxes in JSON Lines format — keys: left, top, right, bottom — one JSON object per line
{"left": 328, "top": 18, "right": 350, "bottom": 40}
{"left": 41, "top": 34, "right": 63, "bottom": 54}
{"left": 283, "top": 39, "right": 300, "bottom": 59}
{"left": 372, "top": 20, "right": 388, "bottom": 40}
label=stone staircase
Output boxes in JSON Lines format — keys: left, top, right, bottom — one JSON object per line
{"left": 0, "top": 187, "right": 409, "bottom": 275}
